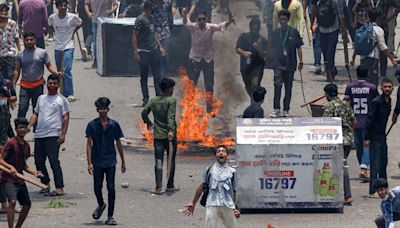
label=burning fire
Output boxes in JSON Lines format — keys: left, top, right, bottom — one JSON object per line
{"left": 139, "top": 68, "right": 234, "bottom": 148}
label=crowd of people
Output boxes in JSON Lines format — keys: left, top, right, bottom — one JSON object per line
{"left": 0, "top": 0, "right": 400, "bottom": 227}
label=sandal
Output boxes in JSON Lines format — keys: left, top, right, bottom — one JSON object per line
{"left": 92, "top": 203, "right": 107, "bottom": 220}
{"left": 45, "top": 191, "right": 64, "bottom": 197}
{"left": 105, "top": 217, "right": 117, "bottom": 225}
{"left": 151, "top": 188, "right": 165, "bottom": 195}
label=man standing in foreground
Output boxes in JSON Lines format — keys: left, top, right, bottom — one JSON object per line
{"left": 142, "top": 78, "right": 178, "bottom": 195}
{"left": 183, "top": 145, "right": 240, "bottom": 228}
{"left": 86, "top": 97, "right": 126, "bottom": 225}
{"left": 29, "top": 74, "right": 69, "bottom": 196}
{"left": 0, "top": 117, "right": 43, "bottom": 228}
{"left": 365, "top": 78, "right": 394, "bottom": 197}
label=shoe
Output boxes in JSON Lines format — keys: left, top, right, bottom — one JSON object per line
{"left": 92, "top": 203, "right": 107, "bottom": 220}
{"left": 142, "top": 99, "right": 149, "bottom": 107}
{"left": 67, "top": 96, "right": 76, "bottom": 102}
{"left": 92, "top": 61, "right": 97, "bottom": 68}
{"left": 166, "top": 186, "right": 180, "bottom": 192}
{"left": 270, "top": 109, "right": 281, "bottom": 118}
{"left": 282, "top": 110, "right": 289, "bottom": 117}
{"left": 343, "top": 198, "right": 352, "bottom": 205}
{"left": 39, "top": 186, "right": 50, "bottom": 194}
{"left": 314, "top": 65, "right": 322, "bottom": 75}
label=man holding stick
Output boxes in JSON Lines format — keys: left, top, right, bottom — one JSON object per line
{"left": 48, "top": 0, "right": 82, "bottom": 102}
{"left": 0, "top": 117, "right": 43, "bottom": 228}
{"left": 86, "top": 97, "right": 126, "bottom": 225}
{"left": 141, "top": 77, "right": 178, "bottom": 195}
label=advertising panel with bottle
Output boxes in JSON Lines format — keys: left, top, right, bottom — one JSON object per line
{"left": 236, "top": 118, "right": 344, "bottom": 210}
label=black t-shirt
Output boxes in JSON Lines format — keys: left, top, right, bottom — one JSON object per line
{"left": 134, "top": 15, "right": 158, "bottom": 51}
{"left": 236, "top": 32, "right": 267, "bottom": 73}
{"left": 267, "top": 26, "right": 303, "bottom": 72}
{"left": 243, "top": 103, "right": 264, "bottom": 118}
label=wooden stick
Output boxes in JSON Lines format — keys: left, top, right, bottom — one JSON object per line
{"left": 166, "top": 140, "right": 173, "bottom": 180}
{"left": 386, "top": 123, "right": 395, "bottom": 137}
{"left": 300, "top": 95, "right": 325, "bottom": 107}
{"left": 0, "top": 164, "right": 48, "bottom": 189}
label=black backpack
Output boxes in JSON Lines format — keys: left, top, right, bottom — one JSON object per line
{"left": 317, "top": 0, "right": 337, "bottom": 27}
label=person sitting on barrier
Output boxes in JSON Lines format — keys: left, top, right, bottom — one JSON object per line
{"left": 323, "top": 83, "right": 356, "bottom": 205}
{"left": 374, "top": 178, "right": 400, "bottom": 228}
{"left": 183, "top": 145, "right": 240, "bottom": 228}
{"left": 242, "top": 86, "right": 266, "bottom": 118}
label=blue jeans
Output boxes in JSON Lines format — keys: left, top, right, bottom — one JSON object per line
{"left": 92, "top": 21, "right": 97, "bottom": 61}
{"left": 320, "top": 30, "right": 339, "bottom": 77}
{"left": 308, "top": 13, "right": 322, "bottom": 66}
{"left": 354, "top": 128, "right": 369, "bottom": 169}
{"left": 17, "top": 85, "right": 44, "bottom": 118}
{"left": 369, "top": 137, "right": 388, "bottom": 194}
{"left": 55, "top": 49, "right": 74, "bottom": 97}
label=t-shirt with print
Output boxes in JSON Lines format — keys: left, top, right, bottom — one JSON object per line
{"left": 0, "top": 19, "right": 19, "bottom": 57}
{"left": 153, "top": 0, "right": 172, "bottom": 41}
{"left": 0, "top": 137, "right": 30, "bottom": 185}
{"left": 344, "top": 80, "right": 379, "bottom": 128}
{"left": 34, "top": 94, "right": 69, "bottom": 138}
{"left": 48, "top": 13, "right": 82, "bottom": 50}
{"left": 16, "top": 48, "right": 50, "bottom": 82}
{"left": 133, "top": 15, "right": 157, "bottom": 51}
{"left": 268, "top": 26, "right": 303, "bottom": 72}
{"left": 85, "top": 0, "right": 117, "bottom": 21}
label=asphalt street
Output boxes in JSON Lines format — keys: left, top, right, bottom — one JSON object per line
{"left": 1, "top": 0, "right": 400, "bottom": 227}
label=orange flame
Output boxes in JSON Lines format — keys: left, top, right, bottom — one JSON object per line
{"left": 138, "top": 67, "right": 234, "bottom": 148}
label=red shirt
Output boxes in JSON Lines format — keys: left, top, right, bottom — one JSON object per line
{"left": 0, "top": 137, "right": 30, "bottom": 184}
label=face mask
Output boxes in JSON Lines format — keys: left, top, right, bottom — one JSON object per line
{"left": 0, "top": 98, "right": 7, "bottom": 106}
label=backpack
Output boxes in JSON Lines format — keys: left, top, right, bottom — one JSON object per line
{"left": 354, "top": 23, "right": 376, "bottom": 56}
{"left": 317, "top": 0, "right": 336, "bottom": 27}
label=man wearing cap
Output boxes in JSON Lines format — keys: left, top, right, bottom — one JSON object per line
{"left": 374, "top": 178, "right": 400, "bottom": 228}
{"left": 365, "top": 78, "right": 394, "bottom": 197}
{"left": 323, "top": 83, "right": 356, "bottom": 205}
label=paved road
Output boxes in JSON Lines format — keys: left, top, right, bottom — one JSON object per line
{"left": 1, "top": 1, "right": 400, "bottom": 227}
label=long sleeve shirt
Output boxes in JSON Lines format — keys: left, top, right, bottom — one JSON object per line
{"left": 365, "top": 95, "right": 391, "bottom": 140}
{"left": 381, "top": 187, "right": 400, "bottom": 228}
{"left": 394, "top": 88, "right": 400, "bottom": 114}
{"left": 184, "top": 20, "right": 227, "bottom": 63}
{"left": 272, "top": 0, "right": 305, "bottom": 37}
{"left": 141, "top": 95, "right": 177, "bottom": 139}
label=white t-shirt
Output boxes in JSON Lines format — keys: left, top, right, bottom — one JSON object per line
{"left": 363, "top": 25, "right": 388, "bottom": 59}
{"left": 34, "top": 94, "right": 70, "bottom": 138}
{"left": 48, "top": 13, "right": 82, "bottom": 50}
